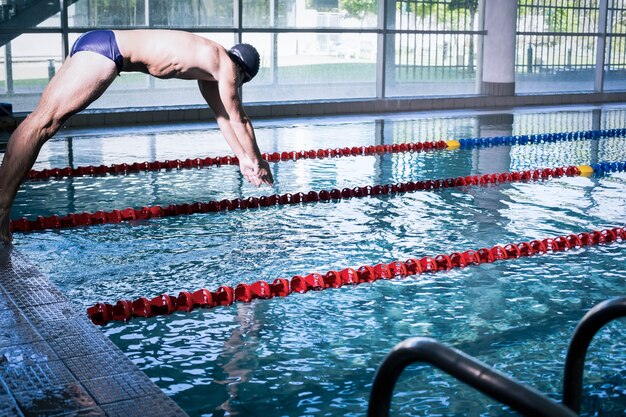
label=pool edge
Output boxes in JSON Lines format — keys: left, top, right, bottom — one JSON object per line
{"left": 0, "top": 246, "right": 189, "bottom": 417}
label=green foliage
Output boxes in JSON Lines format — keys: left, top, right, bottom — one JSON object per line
{"left": 447, "top": 0, "right": 478, "bottom": 14}
{"left": 546, "top": 2, "right": 571, "bottom": 32}
{"left": 400, "top": 0, "right": 436, "bottom": 17}
{"left": 398, "top": 0, "right": 477, "bottom": 22}
{"left": 340, "top": 0, "right": 377, "bottom": 17}
{"left": 519, "top": 0, "right": 596, "bottom": 33}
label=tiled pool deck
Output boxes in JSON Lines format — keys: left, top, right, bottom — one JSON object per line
{"left": 0, "top": 246, "right": 188, "bottom": 416}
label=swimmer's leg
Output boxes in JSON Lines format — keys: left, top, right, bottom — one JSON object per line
{"left": 0, "top": 51, "right": 118, "bottom": 243}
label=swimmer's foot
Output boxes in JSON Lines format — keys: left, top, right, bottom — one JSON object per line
{"left": 0, "top": 207, "right": 12, "bottom": 244}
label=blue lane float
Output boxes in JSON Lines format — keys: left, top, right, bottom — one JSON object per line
{"left": 458, "top": 128, "right": 626, "bottom": 149}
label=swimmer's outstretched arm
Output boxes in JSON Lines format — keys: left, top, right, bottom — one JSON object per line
{"left": 198, "top": 79, "right": 273, "bottom": 187}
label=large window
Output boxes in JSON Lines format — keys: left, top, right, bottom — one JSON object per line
{"left": 243, "top": 32, "right": 378, "bottom": 102}
{"left": 386, "top": 0, "right": 481, "bottom": 97}
{"left": 68, "top": 0, "right": 234, "bottom": 28}
{"left": 605, "top": 0, "right": 626, "bottom": 91}
{"left": 516, "top": 0, "right": 600, "bottom": 93}
{"left": 242, "top": 0, "right": 379, "bottom": 28}
{"left": 0, "top": 1, "right": 623, "bottom": 113}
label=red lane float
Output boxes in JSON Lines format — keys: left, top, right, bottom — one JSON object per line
{"left": 86, "top": 226, "right": 626, "bottom": 325}
{"left": 25, "top": 141, "right": 449, "bottom": 181}
{"left": 10, "top": 165, "right": 582, "bottom": 233}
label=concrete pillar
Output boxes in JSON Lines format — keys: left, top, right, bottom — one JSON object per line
{"left": 481, "top": 0, "right": 517, "bottom": 96}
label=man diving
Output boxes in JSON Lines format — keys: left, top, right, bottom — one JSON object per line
{"left": 0, "top": 29, "right": 274, "bottom": 243}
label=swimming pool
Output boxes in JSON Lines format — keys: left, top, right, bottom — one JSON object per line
{"left": 7, "top": 105, "right": 626, "bottom": 416}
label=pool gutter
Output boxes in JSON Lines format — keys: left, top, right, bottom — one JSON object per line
{"left": 0, "top": 246, "right": 188, "bottom": 416}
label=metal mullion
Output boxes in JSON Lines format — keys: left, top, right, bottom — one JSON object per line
{"left": 426, "top": 0, "right": 433, "bottom": 75}
{"left": 568, "top": 7, "right": 573, "bottom": 69}
{"left": 528, "top": 1, "right": 533, "bottom": 38}
{"left": 613, "top": 36, "right": 626, "bottom": 69}
{"left": 569, "top": 2, "right": 576, "bottom": 69}
{"left": 420, "top": 13, "right": 425, "bottom": 81}
{"left": 596, "top": 0, "right": 609, "bottom": 91}
{"left": 400, "top": 2, "right": 405, "bottom": 81}
{"left": 475, "top": 0, "right": 483, "bottom": 93}
{"left": 440, "top": 0, "right": 445, "bottom": 33}
{"left": 376, "top": 0, "right": 387, "bottom": 99}
{"left": 0, "top": 28, "right": 64, "bottom": 34}
{"left": 235, "top": 0, "right": 242, "bottom": 43}
{"left": 61, "top": 0, "right": 69, "bottom": 59}
{"left": 407, "top": 2, "right": 417, "bottom": 80}
{"left": 5, "top": 41, "right": 13, "bottom": 95}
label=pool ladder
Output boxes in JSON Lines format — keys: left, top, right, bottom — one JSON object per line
{"left": 368, "top": 296, "right": 626, "bottom": 417}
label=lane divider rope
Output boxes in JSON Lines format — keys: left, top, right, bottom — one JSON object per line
{"left": 25, "top": 128, "right": 626, "bottom": 181}
{"left": 10, "top": 162, "right": 626, "bottom": 234}
{"left": 86, "top": 226, "right": 626, "bottom": 326}
{"left": 26, "top": 141, "right": 447, "bottom": 180}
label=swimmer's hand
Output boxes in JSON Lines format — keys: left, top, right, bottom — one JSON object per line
{"left": 0, "top": 207, "right": 11, "bottom": 244}
{"left": 239, "top": 157, "right": 273, "bottom": 187}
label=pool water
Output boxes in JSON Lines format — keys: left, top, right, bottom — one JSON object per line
{"left": 6, "top": 106, "right": 626, "bottom": 416}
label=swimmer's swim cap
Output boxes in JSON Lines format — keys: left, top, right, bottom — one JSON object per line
{"left": 228, "top": 43, "right": 260, "bottom": 83}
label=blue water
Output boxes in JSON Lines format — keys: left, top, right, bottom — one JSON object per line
{"left": 6, "top": 106, "right": 626, "bottom": 416}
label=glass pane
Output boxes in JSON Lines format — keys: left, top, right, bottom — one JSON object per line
{"left": 0, "top": 44, "right": 5, "bottom": 95}
{"left": 68, "top": 0, "right": 146, "bottom": 27}
{"left": 392, "top": 0, "right": 479, "bottom": 32}
{"left": 36, "top": 12, "right": 61, "bottom": 28}
{"left": 242, "top": 0, "right": 379, "bottom": 29}
{"left": 68, "top": 0, "right": 233, "bottom": 28}
{"left": 609, "top": 0, "right": 626, "bottom": 34}
{"left": 386, "top": 33, "right": 478, "bottom": 97}
{"left": 517, "top": 0, "right": 599, "bottom": 34}
{"left": 515, "top": 34, "right": 596, "bottom": 93}
{"left": 0, "top": 34, "right": 63, "bottom": 112}
{"left": 242, "top": 32, "right": 377, "bottom": 102}
{"left": 146, "top": 0, "right": 233, "bottom": 28}
{"left": 605, "top": 0, "right": 626, "bottom": 91}
{"left": 604, "top": 35, "right": 626, "bottom": 91}
{"left": 0, "top": 0, "right": 60, "bottom": 28}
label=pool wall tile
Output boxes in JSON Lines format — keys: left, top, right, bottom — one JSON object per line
{"left": 87, "top": 113, "right": 106, "bottom": 127}
{"left": 0, "top": 392, "right": 22, "bottom": 417}
{"left": 281, "top": 104, "right": 299, "bottom": 116}
{"left": 397, "top": 100, "right": 411, "bottom": 112}
{"left": 116, "top": 112, "right": 135, "bottom": 125}
{"left": 101, "top": 395, "right": 187, "bottom": 417}
{"left": 11, "top": 382, "right": 98, "bottom": 414}
{"left": 64, "top": 352, "right": 140, "bottom": 381}
{"left": 81, "top": 373, "right": 163, "bottom": 405}
{"left": 297, "top": 103, "right": 312, "bottom": 116}
{"left": 184, "top": 109, "right": 199, "bottom": 121}
{"left": 361, "top": 100, "right": 376, "bottom": 113}
{"left": 0, "top": 248, "right": 189, "bottom": 416}
{"left": 452, "top": 98, "right": 464, "bottom": 108}
{"left": 0, "top": 309, "right": 42, "bottom": 348}
{"left": 269, "top": 103, "right": 285, "bottom": 117}
{"left": 104, "top": 111, "right": 122, "bottom": 126}
{"left": 152, "top": 110, "right": 168, "bottom": 123}
{"left": 198, "top": 108, "right": 212, "bottom": 120}
{"left": 409, "top": 99, "right": 420, "bottom": 110}
{"left": 136, "top": 111, "right": 154, "bottom": 124}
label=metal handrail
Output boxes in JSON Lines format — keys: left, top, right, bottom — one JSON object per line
{"left": 562, "top": 296, "right": 626, "bottom": 413}
{"left": 368, "top": 337, "right": 577, "bottom": 417}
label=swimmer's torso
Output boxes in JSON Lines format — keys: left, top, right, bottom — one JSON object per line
{"left": 113, "top": 29, "right": 222, "bottom": 81}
